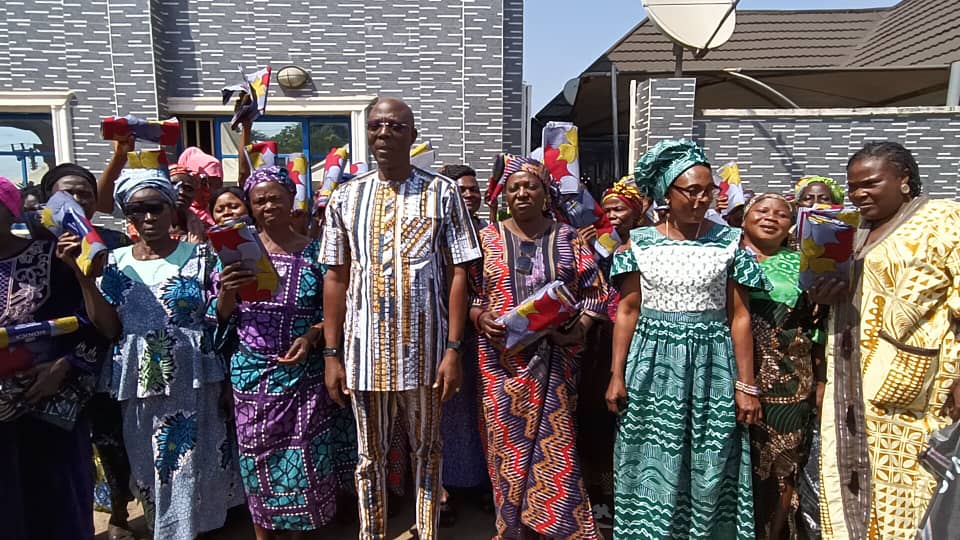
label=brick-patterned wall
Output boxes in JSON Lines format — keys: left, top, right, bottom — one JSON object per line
{"left": 0, "top": 0, "right": 522, "bottom": 179}
{"left": 694, "top": 113, "right": 960, "bottom": 200}
{"left": 627, "top": 79, "right": 960, "bottom": 200}
{"left": 631, "top": 78, "right": 696, "bottom": 165}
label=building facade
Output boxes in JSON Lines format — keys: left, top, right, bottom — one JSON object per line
{"left": 0, "top": 0, "right": 524, "bottom": 187}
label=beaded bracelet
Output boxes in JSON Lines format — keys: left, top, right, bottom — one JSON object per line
{"left": 735, "top": 380, "right": 760, "bottom": 397}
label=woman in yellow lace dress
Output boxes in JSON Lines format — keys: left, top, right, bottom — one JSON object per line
{"left": 815, "top": 142, "right": 960, "bottom": 539}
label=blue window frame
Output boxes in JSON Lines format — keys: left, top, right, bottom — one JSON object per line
{"left": 213, "top": 115, "right": 351, "bottom": 210}
{"left": 0, "top": 113, "right": 57, "bottom": 187}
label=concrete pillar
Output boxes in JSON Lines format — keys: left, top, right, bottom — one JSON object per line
{"left": 630, "top": 78, "right": 697, "bottom": 166}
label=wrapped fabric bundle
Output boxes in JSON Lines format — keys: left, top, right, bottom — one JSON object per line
{"left": 221, "top": 65, "right": 272, "bottom": 129}
{"left": 715, "top": 161, "right": 746, "bottom": 217}
{"left": 39, "top": 192, "right": 108, "bottom": 276}
{"left": 125, "top": 149, "right": 169, "bottom": 170}
{"left": 410, "top": 141, "right": 436, "bottom": 169}
{"left": 542, "top": 121, "right": 581, "bottom": 194}
{"left": 101, "top": 115, "right": 179, "bottom": 145}
{"left": 245, "top": 141, "right": 277, "bottom": 170}
{"left": 286, "top": 152, "right": 309, "bottom": 213}
{"left": 0, "top": 317, "right": 82, "bottom": 378}
{"left": 553, "top": 186, "right": 621, "bottom": 259}
{"left": 316, "top": 145, "right": 349, "bottom": 211}
{"left": 796, "top": 206, "right": 860, "bottom": 289}
{"left": 208, "top": 217, "right": 279, "bottom": 302}
{"left": 918, "top": 422, "right": 960, "bottom": 539}
{"left": 497, "top": 280, "right": 580, "bottom": 353}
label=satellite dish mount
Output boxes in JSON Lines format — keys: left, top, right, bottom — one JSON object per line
{"left": 643, "top": 0, "right": 739, "bottom": 76}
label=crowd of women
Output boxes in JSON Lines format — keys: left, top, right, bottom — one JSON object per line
{"left": 0, "top": 107, "right": 958, "bottom": 540}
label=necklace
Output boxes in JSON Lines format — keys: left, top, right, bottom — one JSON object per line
{"left": 666, "top": 218, "right": 703, "bottom": 240}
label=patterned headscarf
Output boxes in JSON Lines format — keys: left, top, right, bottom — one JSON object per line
{"left": 602, "top": 176, "right": 646, "bottom": 214}
{"left": 794, "top": 175, "right": 844, "bottom": 204}
{"left": 633, "top": 139, "right": 710, "bottom": 203}
{"left": 114, "top": 168, "right": 178, "bottom": 210}
{"left": 744, "top": 192, "right": 791, "bottom": 219}
{"left": 485, "top": 154, "right": 552, "bottom": 205}
{"left": 0, "top": 176, "right": 21, "bottom": 220}
{"left": 243, "top": 165, "right": 295, "bottom": 198}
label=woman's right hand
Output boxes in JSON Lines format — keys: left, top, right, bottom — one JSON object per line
{"left": 807, "top": 276, "right": 849, "bottom": 306}
{"left": 219, "top": 262, "right": 256, "bottom": 293}
{"left": 605, "top": 375, "right": 627, "bottom": 415}
{"left": 477, "top": 310, "right": 506, "bottom": 348}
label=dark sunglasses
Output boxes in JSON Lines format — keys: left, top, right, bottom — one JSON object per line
{"left": 515, "top": 240, "right": 537, "bottom": 274}
{"left": 366, "top": 120, "right": 410, "bottom": 133}
{"left": 124, "top": 200, "right": 168, "bottom": 218}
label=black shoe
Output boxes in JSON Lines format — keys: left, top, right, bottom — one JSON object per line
{"left": 439, "top": 498, "right": 457, "bottom": 528}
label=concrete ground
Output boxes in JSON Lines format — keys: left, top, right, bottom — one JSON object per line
{"left": 94, "top": 494, "right": 497, "bottom": 540}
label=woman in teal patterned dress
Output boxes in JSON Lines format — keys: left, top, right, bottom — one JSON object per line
{"left": 98, "top": 170, "right": 242, "bottom": 539}
{"left": 212, "top": 166, "right": 357, "bottom": 539}
{"left": 740, "top": 193, "right": 822, "bottom": 539}
{"left": 605, "top": 140, "right": 768, "bottom": 539}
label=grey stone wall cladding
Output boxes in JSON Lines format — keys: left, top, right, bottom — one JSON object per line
{"left": 1, "top": 0, "right": 523, "bottom": 179}
{"left": 695, "top": 115, "right": 960, "bottom": 200}
{"left": 631, "top": 79, "right": 960, "bottom": 200}
{"left": 632, "top": 79, "right": 697, "bottom": 164}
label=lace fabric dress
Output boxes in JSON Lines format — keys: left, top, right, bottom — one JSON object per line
{"left": 611, "top": 224, "right": 770, "bottom": 540}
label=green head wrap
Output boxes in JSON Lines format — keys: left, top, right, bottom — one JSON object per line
{"left": 794, "top": 175, "right": 844, "bottom": 204}
{"left": 633, "top": 139, "right": 710, "bottom": 203}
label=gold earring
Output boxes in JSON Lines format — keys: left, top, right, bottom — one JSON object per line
{"left": 900, "top": 183, "right": 910, "bottom": 194}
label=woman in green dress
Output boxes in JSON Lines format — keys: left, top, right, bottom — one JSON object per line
{"left": 605, "top": 140, "right": 768, "bottom": 539}
{"left": 740, "top": 194, "right": 822, "bottom": 539}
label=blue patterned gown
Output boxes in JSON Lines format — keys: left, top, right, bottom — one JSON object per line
{"left": 611, "top": 224, "right": 769, "bottom": 540}
{"left": 99, "top": 242, "right": 243, "bottom": 539}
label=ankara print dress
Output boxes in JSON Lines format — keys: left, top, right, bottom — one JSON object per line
{"left": 610, "top": 225, "right": 769, "bottom": 540}
{"left": 209, "top": 239, "right": 357, "bottom": 531}
{"left": 99, "top": 242, "right": 243, "bottom": 540}
{"left": 470, "top": 221, "right": 608, "bottom": 540}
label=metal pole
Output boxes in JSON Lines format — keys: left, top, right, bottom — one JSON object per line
{"left": 611, "top": 64, "right": 620, "bottom": 179}
{"left": 674, "top": 44, "right": 683, "bottom": 77}
{"left": 947, "top": 61, "right": 960, "bottom": 106}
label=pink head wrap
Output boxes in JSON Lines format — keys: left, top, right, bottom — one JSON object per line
{"left": 177, "top": 147, "right": 222, "bottom": 179}
{"left": 0, "top": 176, "right": 22, "bottom": 220}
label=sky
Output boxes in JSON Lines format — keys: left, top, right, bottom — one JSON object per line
{"left": 524, "top": 0, "right": 901, "bottom": 112}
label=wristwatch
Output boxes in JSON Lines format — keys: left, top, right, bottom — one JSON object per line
{"left": 321, "top": 347, "right": 341, "bottom": 358}
{"left": 445, "top": 339, "right": 462, "bottom": 353}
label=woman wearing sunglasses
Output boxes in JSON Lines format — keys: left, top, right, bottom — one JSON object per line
{"left": 97, "top": 169, "right": 242, "bottom": 540}
{"left": 605, "top": 140, "right": 769, "bottom": 540}
{"left": 469, "top": 156, "right": 608, "bottom": 539}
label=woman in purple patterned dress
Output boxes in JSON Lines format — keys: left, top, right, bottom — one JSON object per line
{"left": 212, "top": 166, "right": 356, "bottom": 539}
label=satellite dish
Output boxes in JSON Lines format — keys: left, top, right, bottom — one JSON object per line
{"left": 643, "top": 0, "right": 737, "bottom": 52}
{"left": 562, "top": 78, "right": 581, "bottom": 106}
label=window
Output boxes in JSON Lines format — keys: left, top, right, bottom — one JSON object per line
{"left": 0, "top": 113, "right": 57, "bottom": 187}
{"left": 214, "top": 115, "right": 351, "bottom": 191}
{"left": 182, "top": 118, "right": 214, "bottom": 155}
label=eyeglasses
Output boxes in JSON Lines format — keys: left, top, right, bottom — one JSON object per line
{"left": 366, "top": 120, "right": 410, "bottom": 133}
{"left": 670, "top": 184, "right": 718, "bottom": 201}
{"left": 516, "top": 240, "right": 537, "bottom": 274}
{"left": 124, "top": 201, "right": 168, "bottom": 218}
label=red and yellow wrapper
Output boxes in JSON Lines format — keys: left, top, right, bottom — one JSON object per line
{"left": 797, "top": 206, "right": 860, "bottom": 290}
{"left": 497, "top": 281, "right": 580, "bottom": 354}
{"left": 208, "top": 217, "right": 279, "bottom": 302}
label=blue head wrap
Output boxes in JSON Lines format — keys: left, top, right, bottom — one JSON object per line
{"left": 633, "top": 139, "right": 710, "bottom": 203}
{"left": 114, "top": 168, "right": 178, "bottom": 210}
